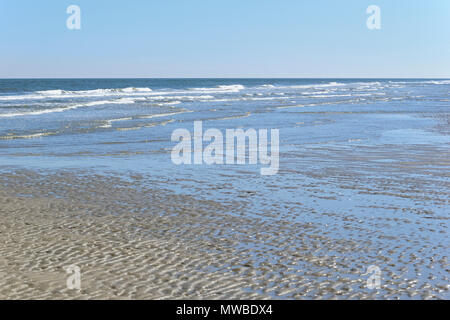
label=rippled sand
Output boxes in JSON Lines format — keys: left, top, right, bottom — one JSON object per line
{"left": 0, "top": 169, "right": 448, "bottom": 300}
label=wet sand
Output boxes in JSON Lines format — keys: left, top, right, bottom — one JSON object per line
{"left": 0, "top": 170, "right": 270, "bottom": 299}
{"left": 0, "top": 168, "right": 448, "bottom": 300}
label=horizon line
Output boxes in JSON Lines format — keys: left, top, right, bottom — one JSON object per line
{"left": 1, "top": 77, "right": 450, "bottom": 80}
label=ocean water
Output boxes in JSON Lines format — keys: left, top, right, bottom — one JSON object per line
{"left": 1, "top": 78, "right": 449, "bottom": 298}
{"left": 0, "top": 79, "right": 448, "bottom": 172}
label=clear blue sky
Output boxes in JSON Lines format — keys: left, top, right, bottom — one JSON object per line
{"left": 1, "top": 0, "right": 449, "bottom": 78}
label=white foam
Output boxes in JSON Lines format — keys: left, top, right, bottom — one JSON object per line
{"left": 278, "top": 82, "right": 346, "bottom": 90}
{"left": 99, "top": 117, "right": 134, "bottom": 128}
{"left": 115, "top": 119, "right": 175, "bottom": 131}
{"left": 120, "top": 87, "right": 152, "bottom": 93}
{"left": 37, "top": 87, "right": 152, "bottom": 95}
{"left": 190, "top": 84, "right": 245, "bottom": 93}
{"left": 388, "top": 80, "right": 450, "bottom": 85}
{"left": 0, "top": 88, "right": 218, "bottom": 102}
{"left": 309, "top": 94, "right": 352, "bottom": 98}
{"left": 156, "top": 101, "right": 182, "bottom": 106}
{"left": 199, "top": 96, "right": 295, "bottom": 103}
{"left": 138, "top": 109, "right": 192, "bottom": 119}
{"left": 145, "top": 95, "right": 214, "bottom": 101}
{"left": 0, "top": 132, "right": 54, "bottom": 140}
{"left": 36, "top": 89, "right": 66, "bottom": 95}
{"left": 427, "top": 80, "right": 450, "bottom": 85}
{"left": 0, "top": 87, "right": 154, "bottom": 101}
{"left": 0, "top": 98, "right": 138, "bottom": 118}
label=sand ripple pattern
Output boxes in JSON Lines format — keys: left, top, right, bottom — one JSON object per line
{"left": 0, "top": 170, "right": 448, "bottom": 299}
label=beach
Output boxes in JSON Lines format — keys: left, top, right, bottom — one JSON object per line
{"left": 0, "top": 169, "right": 269, "bottom": 299}
{"left": 0, "top": 79, "right": 449, "bottom": 299}
{"left": 0, "top": 164, "right": 448, "bottom": 299}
